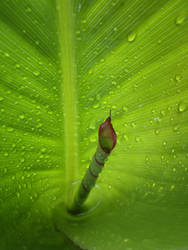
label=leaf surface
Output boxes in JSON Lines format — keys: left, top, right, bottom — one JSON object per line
{"left": 0, "top": 0, "right": 188, "bottom": 250}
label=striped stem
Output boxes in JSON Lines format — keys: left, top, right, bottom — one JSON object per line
{"left": 69, "top": 113, "right": 117, "bottom": 214}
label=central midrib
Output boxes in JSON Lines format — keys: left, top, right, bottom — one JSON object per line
{"left": 57, "top": 0, "right": 78, "bottom": 206}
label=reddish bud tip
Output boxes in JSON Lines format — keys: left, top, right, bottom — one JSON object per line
{"left": 99, "top": 115, "right": 117, "bottom": 154}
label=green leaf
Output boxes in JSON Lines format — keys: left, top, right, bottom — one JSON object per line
{"left": 0, "top": 0, "right": 188, "bottom": 250}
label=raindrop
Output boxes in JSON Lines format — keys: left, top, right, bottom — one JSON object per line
{"left": 7, "top": 127, "right": 14, "bottom": 132}
{"left": 135, "top": 136, "right": 141, "bottom": 142}
{"left": 15, "top": 64, "right": 21, "bottom": 69}
{"left": 89, "top": 137, "right": 96, "bottom": 143}
{"left": 131, "top": 122, "right": 136, "bottom": 128}
{"left": 178, "top": 102, "right": 187, "bottom": 112}
{"left": 173, "top": 125, "right": 180, "bottom": 133}
{"left": 154, "top": 129, "right": 160, "bottom": 135}
{"left": 19, "top": 114, "right": 25, "bottom": 120}
{"left": 122, "top": 106, "right": 128, "bottom": 112}
{"left": 41, "top": 148, "right": 46, "bottom": 153}
{"left": 33, "top": 71, "right": 40, "bottom": 76}
{"left": 112, "top": 81, "right": 117, "bottom": 85}
{"left": 26, "top": 7, "right": 32, "bottom": 13}
{"left": 175, "top": 75, "right": 181, "bottom": 82}
{"left": 82, "top": 19, "right": 86, "bottom": 24}
{"left": 123, "top": 135, "right": 128, "bottom": 141}
{"left": 160, "top": 110, "right": 165, "bottom": 116}
{"left": 4, "top": 52, "right": 10, "bottom": 57}
{"left": 175, "top": 14, "right": 186, "bottom": 25}
{"left": 128, "top": 32, "right": 136, "bottom": 42}
{"left": 170, "top": 185, "right": 175, "bottom": 190}
{"left": 163, "top": 141, "right": 167, "bottom": 146}
{"left": 93, "top": 104, "right": 99, "bottom": 109}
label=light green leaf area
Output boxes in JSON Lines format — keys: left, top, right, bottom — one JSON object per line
{"left": 0, "top": 0, "right": 188, "bottom": 250}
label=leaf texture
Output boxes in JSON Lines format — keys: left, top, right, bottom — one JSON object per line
{"left": 0, "top": 0, "right": 188, "bottom": 250}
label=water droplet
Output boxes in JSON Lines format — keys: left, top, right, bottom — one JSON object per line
{"left": 26, "top": 7, "right": 32, "bottom": 13}
{"left": 93, "top": 104, "right": 99, "bottom": 109}
{"left": 122, "top": 106, "right": 128, "bottom": 112}
{"left": 113, "top": 27, "right": 117, "bottom": 32}
{"left": 128, "top": 32, "right": 136, "bottom": 42}
{"left": 123, "top": 135, "right": 128, "bottom": 141}
{"left": 7, "top": 127, "right": 14, "bottom": 132}
{"left": 131, "top": 122, "right": 136, "bottom": 128}
{"left": 33, "top": 71, "right": 40, "bottom": 76}
{"left": 178, "top": 102, "right": 187, "bottom": 112}
{"left": 0, "top": 97, "right": 4, "bottom": 101}
{"left": 4, "top": 152, "right": 9, "bottom": 157}
{"left": 175, "top": 75, "right": 181, "bottom": 82}
{"left": 4, "top": 52, "right": 10, "bottom": 57}
{"left": 19, "top": 114, "right": 25, "bottom": 120}
{"left": 82, "top": 19, "right": 86, "bottom": 24}
{"left": 154, "top": 129, "right": 160, "bottom": 135}
{"left": 112, "top": 81, "right": 117, "bottom": 85}
{"left": 89, "top": 137, "right": 96, "bottom": 143}
{"left": 163, "top": 141, "right": 167, "bottom": 146}
{"left": 15, "top": 64, "right": 21, "bottom": 69}
{"left": 160, "top": 110, "right": 166, "bottom": 117}
{"left": 41, "top": 148, "right": 46, "bottom": 153}
{"left": 135, "top": 136, "right": 141, "bottom": 142}
{"left": 170, "top": 185, "right": 175, "bottom": 190}
{"left": 175, "top": 14, "right": 186, "bottom": 25}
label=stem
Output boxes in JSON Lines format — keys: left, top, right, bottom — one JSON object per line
{"left": 69, "top": 114, "right": 117, "bottom": 214}
{"left": 69, "top": 144, "right": 109, "bottom": 213}
{"left": 57, "top": 0, "right": 78, "bottom": 206}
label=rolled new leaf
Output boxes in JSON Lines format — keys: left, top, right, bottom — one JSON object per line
{"left": 69, "top": 113, "right": 117, "bottom": 214}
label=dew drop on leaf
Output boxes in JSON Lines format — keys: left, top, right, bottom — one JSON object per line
{"left": 4, "top": 52, "right": 10, "bottom": 57}
{"left": 19, "top": 114, "right": 25, "bottom": 120}
{"left": 175, "top": 75, "right": 181, "bottom": 82}
{"left": 0, "top": 97, "right": 4, "bottom": 101}
{"left": 175, "top": 14, "right": 186, "bottom": 25}
{"left": 41, "top": 148, "right": 46, "bottom": 153}
{"left": 162, "top": 141, "right": 167, "bottom": 146}
{"left": 15, "top": 64, "right": 21, "bottom": 69}
{"left": 154, "top": 129, "right": 160, "bottom": 135}
{"left": 25, "top": 7, "right": 32, "bottom": 13}
{"left": 7, "top": 127, "right": 14, "bottom": 132}
{"left": 123, "top": 135, "right": 128, "bottom": 141}
{"left": 178, "top": 102, "right": 187, "bottom": 112}
{"left": 33, "top": 71, "right": 40, "bottom": 76}
{"left": 135, "top": 136, "right": 141, "bottom": 142}
{"left": 128, "top": 32, "right": 136, "bottom": 42}
{"left": 112, "top": 81, "right": 117, "bottom": 85}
